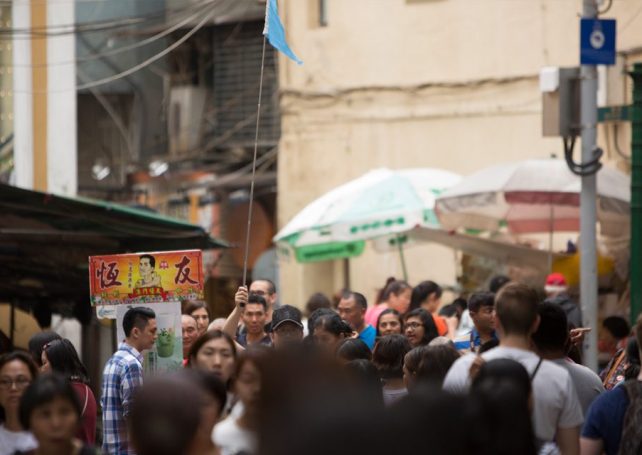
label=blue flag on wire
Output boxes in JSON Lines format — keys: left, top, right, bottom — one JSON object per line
{"left": 263, "top": 0, "right": 303, "bottom": 65}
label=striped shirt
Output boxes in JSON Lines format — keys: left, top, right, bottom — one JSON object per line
{"left": 101, "top": 342, "right": 144, "bottom": 455}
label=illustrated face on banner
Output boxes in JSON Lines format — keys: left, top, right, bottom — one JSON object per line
{"left": 135, "top": 255, "right": 162, "bottom": 289}
{"left": 89, "top": 250, "right": 204, "bottom": 313}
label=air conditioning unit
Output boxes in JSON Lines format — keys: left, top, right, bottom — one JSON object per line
{"left": 168, "top": 86, "right": 209, "bottom": 157}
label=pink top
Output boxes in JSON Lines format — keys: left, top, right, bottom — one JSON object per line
{"left": 365, "top": 303, "right": 389, "bottom": 328}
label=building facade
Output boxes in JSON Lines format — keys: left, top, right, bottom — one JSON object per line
{"left": 276, "top": 0, "right": 642, "bottom": 306}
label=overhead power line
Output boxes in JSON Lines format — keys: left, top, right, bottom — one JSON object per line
{"left": 13, "top": 5, "right": 218, "bottom": 93}
{"left": 0, "top": 0, "right": 215, "bottom": 38}
{"left": 5, "top": 2, "right": 215, "bottom": 68}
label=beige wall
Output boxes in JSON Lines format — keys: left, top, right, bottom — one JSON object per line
{"left": 276, "top": 0, "right": 642, "bottom": 307}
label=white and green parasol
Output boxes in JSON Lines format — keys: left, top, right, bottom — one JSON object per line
{"left": 274, "top": 168, "right": 461, "bottom": 266}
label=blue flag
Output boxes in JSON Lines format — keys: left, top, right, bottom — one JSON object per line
{"left": 263, "top": 0, "right": 303, "bottom": 65}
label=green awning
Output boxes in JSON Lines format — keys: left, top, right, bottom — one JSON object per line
{"left": 0, "top": 183, "right": 228, "bottom": 251}
{"left": 0, "top": 183, "right": 228, "bottom": 304}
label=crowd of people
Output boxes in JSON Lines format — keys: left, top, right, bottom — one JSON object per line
{"left": 1, "top": 275, "right": 641, "bottom": 455}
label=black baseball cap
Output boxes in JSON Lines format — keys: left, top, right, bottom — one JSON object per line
{"left": 270, "top": 305, "right": 303, "bottom": 331}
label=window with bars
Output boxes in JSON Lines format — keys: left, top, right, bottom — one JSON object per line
{"left": 211, "top": 21, "right": 280, "bottom": 149}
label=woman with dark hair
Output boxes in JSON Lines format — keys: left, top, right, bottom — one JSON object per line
{"left": 40, "top": 339, "right": 96, "bottom": 445}
{"left": 403, "top": 309, "right": 439, "bottom": 348}
{"left": 187, "top": 330, "right": 238, "bottom": 417}
{"left": 402, "top": 346, "right": 425, "bottom": 391}
{"left": 306, "top": 308, "right": 336, "bottom": 339}
{"left": 188, "top": 331, "right": 237, "bottom": 384}
{"left": 372, "top": 334, "right": 412, "bottom": 406}
{"left": 313, "top": 314, "right": 354, "bottom": 355}
{"left": 0, "top": 352, "right": 39, "bottom": 453}
{"left": 415, "top": 344, "right": 460, "bottom": 387}
{"left": 365, "top": 278, "right": 412, "bottom": 327}
{"left": 213, "top": 348, "right": 269, "bottom": 455}
{"left": 27, "top": 332, "right": 61, "bottom": 368}
{"left": 183, "top": 300, "right": 211, "bottom": 336}
{"left": 409, "top": 281, "right": 448, "bottom": 336}
{"left": 337, "top": 339, "right": 372, "bottom": 363}
{"left": 18, "top": 373, "right": 97, "bottom": 455}
{"left": 376, "top": 309, "right": 402, "bottom": 338}
{"left": 470, "top": 359, "right": 537, "bottom": 455}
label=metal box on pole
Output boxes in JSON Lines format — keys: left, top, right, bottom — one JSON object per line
{"left": 540, "top": 67, "right": 581, "bottom": 138}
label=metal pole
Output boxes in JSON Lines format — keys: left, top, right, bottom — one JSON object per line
{"left": 343, "top": 258, "right": 351, "bottom": 290}
{"left": 241, "top": 37, "right": 268, "bottom": 287}
{"left": 396, "top": 235, "right": 409, "bottom": 282}
{"left": 580, "top": 0, "right": 599, "bottom": 371}
{"left": 629, "top": 63, "right": 642, "bottom": 325}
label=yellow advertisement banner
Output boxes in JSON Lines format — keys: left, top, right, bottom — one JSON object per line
{"left": 89, "top": 250, "right": 203, "bottom": 307}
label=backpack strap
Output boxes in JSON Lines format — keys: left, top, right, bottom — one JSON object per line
{"left": 530, "top": 357, "right": 543, "bottom": 381}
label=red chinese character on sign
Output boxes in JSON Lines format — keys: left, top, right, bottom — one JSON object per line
{"left": 97, "top": 261, "right": 122, "bottom": 289}
{"left": 174, "top": 256, "right": 198, "bottom": 285}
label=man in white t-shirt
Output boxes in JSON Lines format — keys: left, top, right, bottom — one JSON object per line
{"left": 443, "top": 282, "right": 583, "bottom": 455}
{"left": 532, "top": 302, "right": 604, "bottom": 415}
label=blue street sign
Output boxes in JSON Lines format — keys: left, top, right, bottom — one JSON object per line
{"left": 580, "top": 18, "right": 616, "bottom": 65}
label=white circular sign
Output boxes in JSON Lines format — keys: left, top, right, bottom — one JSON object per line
{"left": 590, "top": 29, "right": 605, "bottom": 49}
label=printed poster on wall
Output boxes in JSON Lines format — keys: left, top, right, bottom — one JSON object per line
{"left": 89, "top": 250, "right": 203, "bottom": 319}
{"left": 116, "top": 303, "right": 184, "bottom": 374}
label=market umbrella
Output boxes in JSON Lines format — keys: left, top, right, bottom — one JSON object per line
{"left": 274, "top": 168, "right": 461, "bottom": 279}
{"left": 0, "top": 304, "right": 41, "bottom": 349}
{"left": 434, "top": 159, "right": 630, "bottom": 269}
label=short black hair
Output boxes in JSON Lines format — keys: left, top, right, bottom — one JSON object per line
{"left": 337, "top": 339, "right": 372, "bottom": 362}
{"left": 28, "top": 331, "right": 62, "bottom": 367}
{"left": 19, "top": 373, "right": 81, "bottom": 430}
{"left": 372, "top": 334, "right": 411, "bottom": 379}
{"left": 123, "top": 307, "right": 156, "bottom": 338}
{"left": 468, "top": 292, "right": 495, "bottom": 313}
{"left": 452, "top": 298, "right": 468, "bottom": 312}
{"left": 342, "top": 291, "right": 368, "bottom": 311}
{"left": 438, "top": 304, "right": 458, "bottom": 319}
{"left": 314, "top": 313, "right": 353, "bottom": 337}
{"left": 247, "top": 294, "right": 268, "bottom": 311}
{"left": 489, "top": 275, "right": 511, "bottom": 293}
{"left": 603, "top": 316, "right": 630, "bottom": 340}
{"left": 531, "top": 302, "right": 568, "bottom": 353}
{"left": 140, "top": 254, "right": 156, "bottom": 268}
{"left": 307, "top": 308, "right": 336, "bottom": 336}
{"left": 253, "top": 278, "right": 276, "bottom": 294}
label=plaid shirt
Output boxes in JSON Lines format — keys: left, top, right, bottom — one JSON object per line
{"left": 101, "top": 342, "right": 144, "bottom": 455}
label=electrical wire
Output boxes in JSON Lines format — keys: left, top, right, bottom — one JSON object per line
{"left": 563, "top": 135, "right": 603, "bottom": 176}
{"left": 77, "top": 8, "right": 216, "bottom": 90}
{"left": 4, "top": 5, "right": 218, "bottom": 93}
{"left": 6, "top": 2, "right": 215, "bottom": 68}
{"left": 0, "top": 0, "right": 215, "bottom": 38}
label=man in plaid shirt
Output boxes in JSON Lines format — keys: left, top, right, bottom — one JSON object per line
{"left": 101, "top": 307, "right": 157, "bottom": 455}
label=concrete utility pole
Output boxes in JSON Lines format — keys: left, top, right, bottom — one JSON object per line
{"left": 580, "top": 0, "right": 599, "bottom": 372}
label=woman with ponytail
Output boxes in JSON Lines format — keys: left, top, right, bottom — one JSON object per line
{"left": 365, "top": 278, "right": 412, "bottom": 327}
